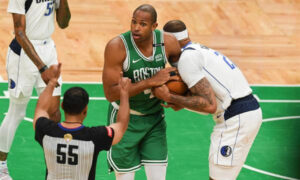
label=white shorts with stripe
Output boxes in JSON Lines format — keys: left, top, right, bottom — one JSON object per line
{"left": 209, "top": 107, "right": 262, "bottom": 180}
{"left": 6, "top": 38, "right": 61, "bottom": 98}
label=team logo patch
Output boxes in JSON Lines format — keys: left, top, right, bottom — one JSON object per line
{"left": 220, "top": 145, "right": 232, "bottom": 157}
{"left": 155, "top": 54, "right": 163, "bottom": 62}
{"left": 64, "top": 133, "right": 73, "bottom": 142}
{"left": 9, "top": 79, "right": 16, "bottom": 89}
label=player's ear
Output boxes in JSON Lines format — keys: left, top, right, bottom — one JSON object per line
{"left": 82, "top": 105, "right": 88, "bottom": 116}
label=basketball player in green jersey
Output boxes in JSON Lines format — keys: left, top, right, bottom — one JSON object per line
{"left": 102, "top": 4, "right": 181, "bottom": 180}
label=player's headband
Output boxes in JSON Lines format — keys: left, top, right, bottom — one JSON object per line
{"left": 168, "top": 29, "right": 188, "bottom": 40}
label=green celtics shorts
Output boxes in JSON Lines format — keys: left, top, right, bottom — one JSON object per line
{"left": 107, "top": 104, "right": 167, "bottom": 173}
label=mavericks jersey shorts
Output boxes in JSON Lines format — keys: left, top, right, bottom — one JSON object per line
{"left": 107, "top": 103, "right": 168, "bottom": 173}
{"left": 6, "top": 38, "right": 61, "bottom": 98}
{"left": 209, "top": 95, "right": 262, "bottom": 180}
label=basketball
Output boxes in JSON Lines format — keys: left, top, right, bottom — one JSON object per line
{"left": 166, "top": 75, "right": 188, "bottom": 95}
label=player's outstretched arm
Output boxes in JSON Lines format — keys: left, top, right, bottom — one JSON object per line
{"left": 12, "top": 14, "right": 59, "bottom": 85}
{"left": 56, "top": 0, "right": 71, "bottom": 29}
{"left": 103, "top": 37, "right": 178, "bottom": 102}
{"left": 153, "top": 78, "right": 217, "bottom": 114}
{"left": 33, "top": 64, "right": 62, "bottom": 130}
{"left": 109, "top": 74, "right": 131, "bottom": 145}
{"left": 12, "top": 14, "right": 46, "bottom": 75}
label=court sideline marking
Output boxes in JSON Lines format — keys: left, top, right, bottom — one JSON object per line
{"left": 242, "top": 164, "right": 300, "bottom": 180}
{"left": 0, "top": 93, "right": 299, "bottom": 103}
{"left": 243, "top": 115, "right": 300, "bottom": 180}
{"left": 0, "top": 91, "right": 106, "bottom": 100}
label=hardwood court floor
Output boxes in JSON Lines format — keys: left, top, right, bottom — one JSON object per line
{"left": 0, "top": 0, "right": 300, "bottom": 83}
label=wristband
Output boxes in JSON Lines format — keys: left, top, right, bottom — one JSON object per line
{"left": 39, "top": 65, "right": 48, "bottom": 73}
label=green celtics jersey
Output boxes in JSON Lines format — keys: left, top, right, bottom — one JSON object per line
{"left": 119, "top": 29, "right": 167, "bottom": 115}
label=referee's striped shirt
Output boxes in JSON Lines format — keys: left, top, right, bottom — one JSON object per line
{"left": 35, "top": 117, "right": 114, "bottom": 180}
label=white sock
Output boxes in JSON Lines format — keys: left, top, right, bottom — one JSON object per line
{"left": 145, "top": 164, "right": 167, "bottom": 180}
{"left": 115, "top": 171, "right": 135, "bottom": 180}
{"left": 0, "top": 96, "right": 29, "bottom": 153}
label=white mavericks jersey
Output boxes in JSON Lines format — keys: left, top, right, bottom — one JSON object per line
{"left": 7, "top": 0, "right": 59, "bottom": 40}
{"left": 178, "top": 42, "right": 252, "bottom": 115}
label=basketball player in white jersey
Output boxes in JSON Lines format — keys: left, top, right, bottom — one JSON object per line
{"left": 0, "top": 0, "right": 70, "bottom": 179}
{"left": 153, "top": 20, "right": 262, "bottom": 180}
{"left": 33, "top": 64, "right": 130, "bottom": 180}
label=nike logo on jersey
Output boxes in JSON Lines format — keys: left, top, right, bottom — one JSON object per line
{"left": 133, "top": 58, "right": 142, "bottom": 63}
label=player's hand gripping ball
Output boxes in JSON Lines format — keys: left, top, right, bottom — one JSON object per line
{"left": 166, "top": 71, "right": 188, "bottom": 95}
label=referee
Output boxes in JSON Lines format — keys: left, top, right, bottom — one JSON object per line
{"left": 33, "top": 64, "right": 131, "bottom": 180}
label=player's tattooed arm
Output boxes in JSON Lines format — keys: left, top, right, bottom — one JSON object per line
{"left": 189, "top": 78, "right": 214, "bottom": 106}
{"left": 169, "top": 78, "right": 217, "bottom": 114}
{"left": 12, "top": 13, "right": 46, "bottom": 70}
{"left": 12, "top": 14, "right": 58, "bottom": 85}
{"left": 56, "top": 0, "right": 71, "bottom": 29}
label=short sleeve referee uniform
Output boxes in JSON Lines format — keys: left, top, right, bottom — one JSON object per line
{"left": 35, "top": 117, "right": 114, "bottom": 180}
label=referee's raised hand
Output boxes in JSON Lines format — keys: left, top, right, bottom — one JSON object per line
{"left": 119, "top": 71, "right": 131, "bottom": 96}
{"left": 109, "top": 71, "right": 130, "bottom": 145}
{"left": 47, "top": 63, "right": 62, "bottom": 87}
